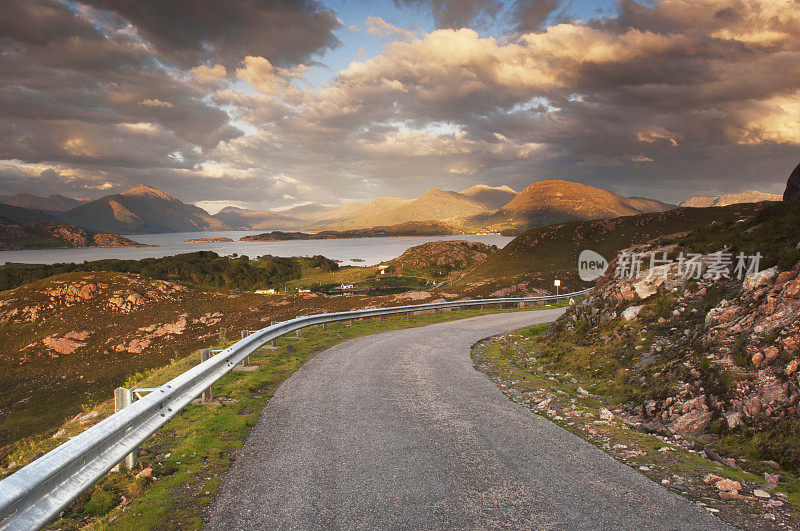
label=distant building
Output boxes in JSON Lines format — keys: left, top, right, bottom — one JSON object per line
{"left": 340, "top": 283, "right": 355, "bottom": 290}
{"left": 298, "top": 288, "right": 311, "bottom": 293}
{"left": 255, "top": 288, "right": 276, "bottom": 295}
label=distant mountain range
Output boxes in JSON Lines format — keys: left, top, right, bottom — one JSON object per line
{"left": 469, "top": 180, "right": 674, "bottom": 231}
{"left": 0, "top": 193, "right": 86, "bottom": 214}
{"left": 58, "top": 185, "right": 228, "bottom": 234}
{"left": 679, "top": 191, "right": 782, "bottom": 207}
{"left": 0, "top": 203, "right": 143, "bottom": 250}
{"left": 214, "top": 201, "right": 365, "bottom": 230}
{"left": 458, "top": 184, "right": 517, "bottom": 210}
{"left": 0, "top": 182, "right": 783, "bottom": 239}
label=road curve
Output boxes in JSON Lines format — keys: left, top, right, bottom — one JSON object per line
{"left": 208, "top": 310, "right": 727, "bottom": 530}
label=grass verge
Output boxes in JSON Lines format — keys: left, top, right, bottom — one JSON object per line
{"left": 473, "top": 325, "right": 800, "bottom": 530}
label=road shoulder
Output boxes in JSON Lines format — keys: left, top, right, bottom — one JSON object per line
{"left": 473, "top": 325, "right": 797, "bottom": 529}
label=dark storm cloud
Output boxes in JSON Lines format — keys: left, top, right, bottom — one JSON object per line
{"left": 0, "top": 0, "right": 341, "bottom": 198}
{"left": 393, "top": 0, "right": 504, "bottom": 28}
{"left": 510, "top": 0, "right": 561, "bottom": 32}
{"left": 0, "top": 0, "right": 240, "bottom": 170}
{"left": 83, "top": 0, "right": 342, "bottom": 69}
{"left": 393, "top": 0, "right": 561, "bottom": 31}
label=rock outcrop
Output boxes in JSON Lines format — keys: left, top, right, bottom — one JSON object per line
{"left": 0, "top": 274, "right": 188, "bottom": 324}
{"left": 560, "top": 239, "right": 800, "bottom": 438}
{"left": 784, "top": 161, "right": 800, "bottom": 203}
{"left": 0, "top": 217, "right": 144, "bottom": 250}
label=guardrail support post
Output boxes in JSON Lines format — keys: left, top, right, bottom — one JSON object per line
{"left": 380, "top": 314, "right": 386, "bottom": 321}
{"left": 239, "top": 331, "right": 252, "bottom": 366}
{"left": 349, "top": 318, "right": 354, "bottom": 326}
{"left": 323, "top": 322, "right": 328, "bottom": 330}
{"left": 114, "top": 387, "right": 137, "bottom": 471}
{"left": 200, "top": 349, "right": 213, "bottom": 402}
{"left": 296, "top": 328, "right": 302, "bottom": 338}
{"left": 406, "top": 311, "right": 411, "bottom": 319}
{"left": 270, "top": 322, "right": 278, "bottom": 347}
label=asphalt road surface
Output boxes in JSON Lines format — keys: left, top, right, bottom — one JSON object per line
{"left": 208, "top": 310, "right": 728, "bottom": 530}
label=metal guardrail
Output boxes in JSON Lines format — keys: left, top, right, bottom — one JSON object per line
{"left": 0, "top": 289, "right": 592, "bottom": 530}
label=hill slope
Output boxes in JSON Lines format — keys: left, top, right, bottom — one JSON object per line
{"left": 0, "top": 193, "right": 85, "bottom": 213}
{"left": 451, "top": 202, "right": 768, "bottom": 297}
{"left": 459, "top": 184, "right": 517, "bottom": 210}
{"left": 0, "top": 203, "right": 59, "bottom": 224}
{"left": 386, "top": 240, "right": 496, "bottom": 279}
{"left": 213, "top": 206, "right": 302, "bottom": 230}
{"left": 477, "top": 180, "right": 673, "bottom": 231}
{"left": 61, "top": 185, "right": 228, "bottom": 234}
{"left": 214, "top": 201, "right": 367, "bottom": 230}
{"left": 316, "top": 189, "right": 488, "bottom": 230}
{"left": 0, "top": 204, "right": 142, "bottom": 250}
{"left": 680, "top": 191, "right": 782, "bottom": 207}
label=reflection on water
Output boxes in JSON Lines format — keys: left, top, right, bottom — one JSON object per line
{"left": 0, "top": 231, "right": 513, "bottom": 266}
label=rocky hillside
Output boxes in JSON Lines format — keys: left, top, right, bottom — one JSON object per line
{"left": 1, "top": 205, "right": 144, "bottom": 250}
{"left": 450, "top": 203, "right": 766, "bottom": 297}
{"left": 680, "top": 191, "right": 782, "bottom": 208}
{"left": 544, "top": 201, "right": 800, "bottom": 471}
{"left": 386, "top": 240, "right": 496, "bottom": 279}
{"left": 785, "top": 161, "right": 800, "bottom": 203}
{"left": 60, "top": 185, "right": 228, "bottom": 234}
{"left": 0, "top": 267, "right": 467, "bottom": 448}
{"left": 476, "top": 180, "right": 673, "bottom": 231}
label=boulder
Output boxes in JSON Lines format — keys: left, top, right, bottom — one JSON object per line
{"left": 724, "top": 411, "right": 743, "bottom": 429}
{"left": 742, "top": 266, "right": 778, "bottom": 292}
{"left": 621, "top": 304, "right": 644, "bottom": 321}
{"left": 784, "top": 161, "right": 800, "bottom": 203}
{"left": 670, "top": 395, "right": 712, "bottom": 434}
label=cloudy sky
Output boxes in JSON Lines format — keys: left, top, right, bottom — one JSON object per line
{"left": 1, "top": 0, "right": 798, "bottom": 211}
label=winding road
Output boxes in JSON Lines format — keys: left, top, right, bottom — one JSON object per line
{"left": 208, "top": 310, "right": 727, "bottom": 530}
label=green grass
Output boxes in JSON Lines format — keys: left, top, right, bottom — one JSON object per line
{"left": 452, "top": 202, "right": 770, "bottom": 296}
{"left": 473, "top": 324, "right": 800, "bottom": 523}
{"left": 0, "top": 304, "right": 552, "bottom": 529}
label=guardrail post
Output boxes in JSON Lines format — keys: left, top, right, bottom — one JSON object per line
{"left": 406, "top": 311, "right": 411, "bottom": 319}
{"left": 323, "top": 322, "right": 328, "bottom": 330}
{"left": 114, "top": 387, "right": 137, "bottom": 471}
{"left": 200, "top": 349, "right": 213, "bottom": 402}
{"left": 349, "top": 318, "right": 354, "bottom": 326}
{"left": 239, "top": 331, "right": 252, "bottom": 366}
{"left": 380, "top": 314, "right": 386, "bottom": 321}
{"left": 296, "top": 328, "right": 303, "bottom": 338}
{"left": 270, "top": 322, "right": 278, "bottom": 347}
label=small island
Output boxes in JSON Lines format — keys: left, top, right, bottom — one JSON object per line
{"left": 239, "top": 221, "right": 466, "bottom": 242}
{"left": 184, "top": 237, "right": 234, "bottom": 243}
